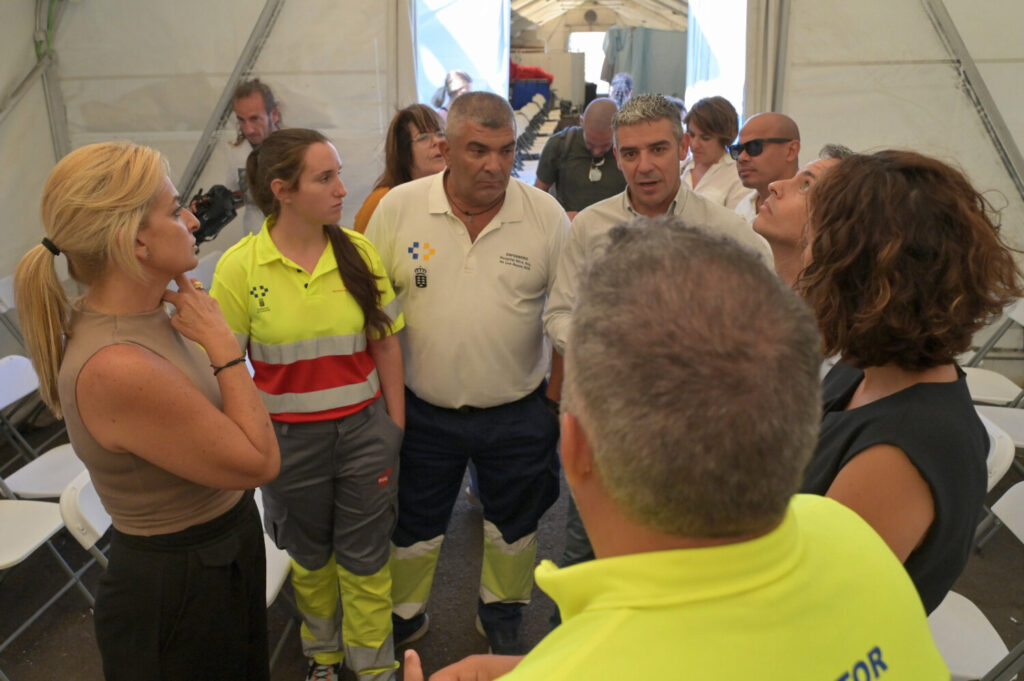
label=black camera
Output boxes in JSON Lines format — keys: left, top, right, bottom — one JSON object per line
{"left": 190, "top": 185, "right": 244, "bottom": 244}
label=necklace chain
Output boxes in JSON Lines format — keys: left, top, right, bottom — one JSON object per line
{"left": 444, "top": 177, "right": 505, "bottom": 223}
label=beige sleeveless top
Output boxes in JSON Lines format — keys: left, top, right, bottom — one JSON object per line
{"left": 58, "top": 304, "right": 242, "bottom": 535}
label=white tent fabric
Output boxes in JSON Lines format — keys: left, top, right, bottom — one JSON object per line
{"left": 747, "top": 0, "right": 1024, "bottom": 250}
{"left": 0, "top": 0, "right": 416, "bottom": 279}
{"left": 2, "top": 0, "right": 1023, "bottom": 352}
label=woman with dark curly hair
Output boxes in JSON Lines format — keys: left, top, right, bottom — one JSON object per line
{"left": 353, "top": 104, "right": 446, "bottom": 233}
{"left": 798, "top": 150, "right": 1022, "bottom": 613}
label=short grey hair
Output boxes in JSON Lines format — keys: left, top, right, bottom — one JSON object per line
{"left": 446, "top": 91, "right": 516, "bottom": 140}
{"left": 611, "top": 93, "right": 684, "bottom": 144}
{"left": 819, "top": 143, "right": 855, "bottom": 160}
{"left": 563, "top": 217, "right": 823, "bottom": 538}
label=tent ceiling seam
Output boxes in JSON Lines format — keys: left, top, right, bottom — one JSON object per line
{"left": 177, "top": 0, "right": 287, "bottom": 199}
{"left": 921, "top": 0, "right": 1024, "bottom": 206}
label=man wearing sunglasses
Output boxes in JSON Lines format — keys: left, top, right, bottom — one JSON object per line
{"left": 731, "top": 113, "right": 801, "bottom": 223}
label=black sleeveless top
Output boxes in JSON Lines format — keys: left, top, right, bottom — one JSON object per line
{"left": 801, "top": 362, "right": 987, "bottom": 613}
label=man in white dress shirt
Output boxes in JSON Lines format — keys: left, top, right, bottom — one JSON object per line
{"left": 542, "top": 94, "right": 771, "bottom": 606}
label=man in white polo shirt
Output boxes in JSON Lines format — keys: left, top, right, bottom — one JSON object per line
{"left": 542, "top": 94, "right": 771, "bottom": 608}
{"left": 367, "top": 91, "right": 569, "bottom": 656}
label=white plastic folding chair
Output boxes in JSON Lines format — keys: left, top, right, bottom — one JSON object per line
{"left": 5, "top": 442, "right": 86, "bottom": 499}
{"left": 254, "top": 488, "right": 295, "bottom": 669}
{"left": 992, "top": 481, "right": 1024, "bottom": 545}
{"left": 0, "top": 478, "right": 95, "bottom": 681}
{"left": 0, "top": 355, "right": 81, "bottom": 490}
{"left": 980, "top": 414, "right": 1016, "bottom": 494}
{"left": 975, "top": 485, "right": 1024, "bottom": 680}
{"left": 977, "top": 405, "right": 1024, "bottom": 449}
{"left": 963, "top": 300, "right": 1024, "bottom": 406}
{"left": 981, "top": 639, "right": 1024, "bottom": 681}
{"left": 974, "top": 414, "right": 1018, "bottom": 548}
{"left": 975, "top": 403, "right": 1024, "bottom": 484}
{"left": 965, "top": 368, "right": 1024, "bottom": 407}
{"left": 0, "top": 355, "right": 50, "bottom": 467}
{"left": 59, "top": 469, "right": 111, "bottom": 568}
{"left": 0, "top": 274, "right": 25, "bottom": 349}
{"left": 966, "top": 300, "right": 1024, "bottom": 368}
{"left": 928, "top": 591, "right": 1008, "bottom": 681}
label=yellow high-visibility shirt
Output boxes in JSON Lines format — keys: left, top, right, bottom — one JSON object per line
{"left": 211, "top": 218, "right": 403, "bottom": 422}
{"left": 507, "top": 494, "right": 947, "bottom": 681}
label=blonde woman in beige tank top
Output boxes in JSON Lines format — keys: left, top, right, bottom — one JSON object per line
{"left": 14, "top": 141, "right": 280, "bottom": 680}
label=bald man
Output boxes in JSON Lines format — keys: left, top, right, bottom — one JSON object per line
{"left": 535, "top": 98, "right": 625, "bottom": 218}
{"left": 731, "top": 113, "right": 801, "bottom": 222}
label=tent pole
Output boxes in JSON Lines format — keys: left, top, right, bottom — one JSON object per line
{"left": 177, "top": 0, "right": 287, "bottom": 200}
{"left": 769, "top": 0, "right": 791, "bottom": 112}
{"left": 0, "top": 53, "right": 54, "bottom": 129}
{"left": 921, "top": 0, "right": 1024, "bottom": 205}
{"left": 41, "top": 64, "right": 71, "bottom": 161}
{"left": 35, "top": 0, "right": 72, "bottom": 161}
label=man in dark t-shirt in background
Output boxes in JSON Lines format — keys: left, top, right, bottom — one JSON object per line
{"left": 535, "top": 98, "right": 624, "bottom": 219}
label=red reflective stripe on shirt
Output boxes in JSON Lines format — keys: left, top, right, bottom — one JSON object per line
{"left": 252, "top": 352, "right": 376, "bottom": 395}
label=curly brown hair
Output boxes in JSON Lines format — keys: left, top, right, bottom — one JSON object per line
{"left": 799, "top": 150, "right": 1022, "bottom": 370}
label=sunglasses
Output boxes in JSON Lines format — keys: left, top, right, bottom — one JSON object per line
{"left": 728, "top": 138, "right": 793, "bottom": 160}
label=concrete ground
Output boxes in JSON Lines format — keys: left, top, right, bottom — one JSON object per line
{"left": 1, "top": 412, "right": 1023, "bottom": 680}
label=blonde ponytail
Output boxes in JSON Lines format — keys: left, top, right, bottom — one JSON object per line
{"left": 14, "top": 245, "right": 70, "bottom": 417}
{"left": 13, "top": 141, "right": 167, "bottom": 417}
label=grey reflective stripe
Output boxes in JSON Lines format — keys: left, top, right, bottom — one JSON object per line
{"left": 483, "top": 520, "right": 536, "bottom": 555}
{"left": 233, "top": 332, "right": 249, "bottom": 353}
{"left": 249, "top": 333, "right": 367, "bottom": 364}
{"left": 345, "top": 640, "right": 398, "bottom": 681}
{"left": 479, "top": 584, "right": 530, "bottom": 605}
{"left": 259, "top": 369, "right": 380, "bottom": 413}
{"left": 391, "top": 536, "right": 443, "bottom": 561}
{"left": 382, "top": 298, "right": 401, "bottom": 326}
{"left": 392, "top": 601, "right": 426, "bottom": 620}
{"left": 299, "top": 612, "right": 343, "bottom": 657}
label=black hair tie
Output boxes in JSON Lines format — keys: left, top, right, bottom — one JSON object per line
{"left": 41, "top": 238, "right": 61, "bottom": 256}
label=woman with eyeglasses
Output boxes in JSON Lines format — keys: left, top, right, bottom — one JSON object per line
{"left": 354, "top": 104, "right": 447, "bottom": 234}
{"left": 680, "top": 96, "right": 749, "bottom": 210}
{"left": 798, "top": 150, "right": 1022, "bottom": 614}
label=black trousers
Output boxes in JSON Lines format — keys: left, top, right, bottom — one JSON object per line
{"left": 94, "top": 492, "right": 269, "bottom": 681}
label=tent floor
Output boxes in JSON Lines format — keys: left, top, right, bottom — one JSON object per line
{"left": 1, "top": 416, "right": 1021, "bottom": 680}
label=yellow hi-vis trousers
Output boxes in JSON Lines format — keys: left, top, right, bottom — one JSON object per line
{"left": 390, "top": 519, "right": 538, "bottom": 620}
{"left": 291, "top": 556, "right": 399, "bottom": 680}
